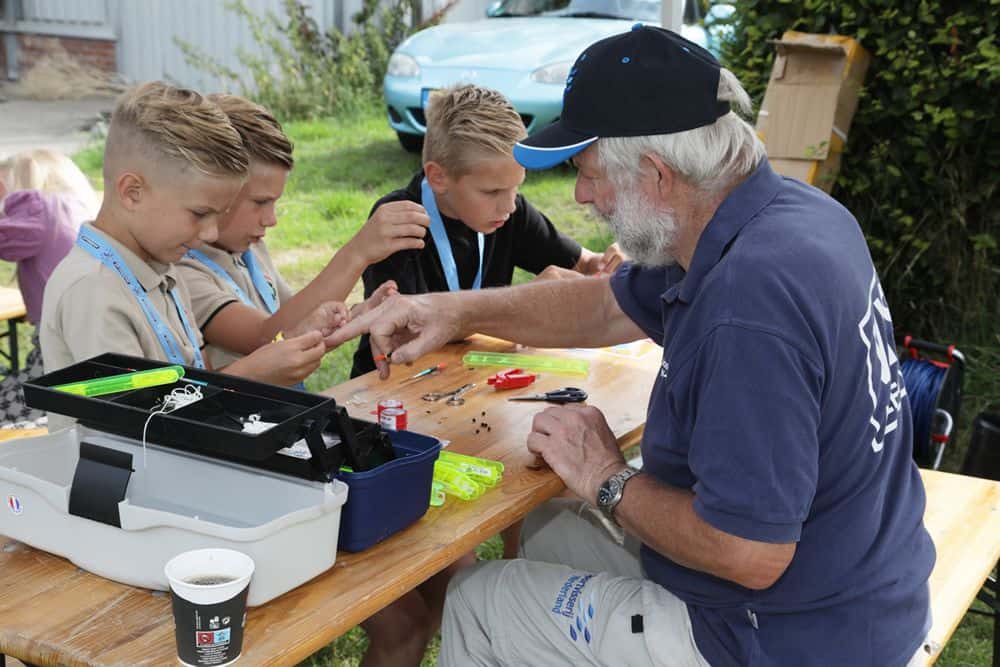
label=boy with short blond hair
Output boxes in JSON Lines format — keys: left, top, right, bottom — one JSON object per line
{"left": 41, "top": 82, "right": 328, "bottom": 387}
{"left": 348, "top": 83, "right": 623, "bottom": 667}
{"left": 176, "top": 94, "right": 403, "bottom": 370}
{"left": 351, "top": 83, "right": 623, "bottom": 377}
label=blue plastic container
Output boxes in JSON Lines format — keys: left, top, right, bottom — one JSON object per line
{"left": 336, "top": 429, "right": 442, "bottom": 552}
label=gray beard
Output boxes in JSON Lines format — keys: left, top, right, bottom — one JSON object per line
{"left": 595, "top": 188, "right": 679, "bottom": 268}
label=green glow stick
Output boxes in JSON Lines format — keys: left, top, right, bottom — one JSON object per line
{"left": 433, "top": 461, "right": 484, "bottom": 500}
{"left": 55, "top": 366, "right": 185, "bottom": 397}
{"left": 439, "top": 450, "right": 504, "bottom": 485}
{"left": 462, "top": 351, "right": 589, "bottom": 377}
{"left": 430, "top": 481, "right": 446, "bottom": 507}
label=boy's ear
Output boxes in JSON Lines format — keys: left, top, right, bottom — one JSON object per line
{"left": 115, "top": 171, "right": 146, "bottom": 212}
{"left": 424, "top": 161, "right": 451, "bottom": 193}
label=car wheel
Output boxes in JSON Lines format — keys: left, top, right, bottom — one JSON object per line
{"left": 396, "top": 131, "right": 424, "bottom": 153}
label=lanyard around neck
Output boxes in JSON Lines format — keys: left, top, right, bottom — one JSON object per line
{"left": 186, "top": 247, "right": 279, "bottom": 315}
{"left": 421, "top": 177, "right": 484, "bottom": 292}
{"left": 77, "top": 226, "right": 204, "bottom": 368}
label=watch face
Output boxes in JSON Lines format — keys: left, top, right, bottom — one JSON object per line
{"left": 597, "top": 478, "right": 621, "bottom": 507}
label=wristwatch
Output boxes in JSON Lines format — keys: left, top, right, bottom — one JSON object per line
{"left": 596, "top": 465, "right": 641, "bottom": 524}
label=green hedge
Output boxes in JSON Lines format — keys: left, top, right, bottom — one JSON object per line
{"left": 722, "top": 1, "right": 999, "bottom": 344}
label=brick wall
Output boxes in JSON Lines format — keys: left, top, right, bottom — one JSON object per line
{"left": 14, "top": 33, "right": 116, "bottom": 75}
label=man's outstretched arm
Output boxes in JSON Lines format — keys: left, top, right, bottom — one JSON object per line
{"left": 326, "top": 274, "right": 645, "bottom": 376}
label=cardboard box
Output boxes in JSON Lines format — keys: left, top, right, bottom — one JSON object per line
{"left": 756, "top": 31, "right": 870, "bottom": 193}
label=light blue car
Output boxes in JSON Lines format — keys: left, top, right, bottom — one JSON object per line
{"left": 384, "top": 0, "right": 710, "bottom": 152}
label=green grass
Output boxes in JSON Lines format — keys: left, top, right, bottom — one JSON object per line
{"left": 2, "top": 107, "right": 997, "bottom": 665}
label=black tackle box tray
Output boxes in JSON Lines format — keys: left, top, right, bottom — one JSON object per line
{"left": 24, "top": 353, "right": 395, "bottom": 481}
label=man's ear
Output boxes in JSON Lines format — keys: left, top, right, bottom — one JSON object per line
{"left": 423, "top": 161, "right": 451, "bottom": 194}
{"left": 115, "top": 171, "right": 145, "bottom": 212}
{"left": 641, "top": 153, "right": 677, "bottom": 204}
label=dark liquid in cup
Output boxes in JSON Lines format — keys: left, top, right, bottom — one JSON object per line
{"left": 183, "top": 574, "right": 237, "bottom": 586}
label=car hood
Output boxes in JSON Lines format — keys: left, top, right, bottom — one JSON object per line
{"left": 397, "top": 17, "right": 643, "bottom": 70}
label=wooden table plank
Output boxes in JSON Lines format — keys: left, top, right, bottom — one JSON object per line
{"left": 0, "top": 336, "right": 660, "bottom": 666}
{"left": 921, "top": 469, "right": 1000, "bottom": 664}
{"left": 0, "top": 287, "right": 26, "bottom": 322}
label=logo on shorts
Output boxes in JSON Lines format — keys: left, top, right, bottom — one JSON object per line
{"left": 569, "top": 592, "right": 597, "bottom": 644}
{"left": 551, "top": 575, "right": 596, "bottom": 644}
{"left": 659, "top": 360, "right": 670, "bottom": 379}
{"left": 7, "top": 495, "right": 22, "bottom": 515}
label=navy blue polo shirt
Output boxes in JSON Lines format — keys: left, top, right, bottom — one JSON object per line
{"left": 610, "top": 159, "right": 935, "bottom": 666}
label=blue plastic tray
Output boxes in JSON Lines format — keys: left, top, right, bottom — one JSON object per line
{"left": 336, "top": 429, "right": 442, "bottom": 552}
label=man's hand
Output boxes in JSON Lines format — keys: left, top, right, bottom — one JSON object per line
{"left": 345, "top": 201, "right": 430, "bottom": 266}
{"left": 349, "top": 280, "right": 399, "bottom": 320}
{"left": 526, "top": 404, "right": 627, "bottom": 502}
{"left": 325, "top": 292, "right": 462, "bottom": 379}
{"left": 235, "top": 330, "right": 326, "bottom": 386}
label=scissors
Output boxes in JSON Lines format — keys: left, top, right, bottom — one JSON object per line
{"left": 507, "top": 387, "right": 588, "bottom": 404}
{"left": 423, "top": 383, "right": 477, "bottom": 406}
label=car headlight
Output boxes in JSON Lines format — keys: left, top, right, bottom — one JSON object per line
{"left": 387, "top": 53, "right": 420, "bottom": 78}
{"left": 530, "top": 61, "right": 573, "bottom": 85}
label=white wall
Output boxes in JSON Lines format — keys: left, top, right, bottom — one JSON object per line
{"left": 112, "top": 0, "right": 338, "bottom": 93}
{"left": 13, "top": 0, "right": 488, "bottom": 91}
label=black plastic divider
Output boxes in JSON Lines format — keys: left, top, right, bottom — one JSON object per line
{"left": 23, "top": 353, "right": 394, "bottom": 481}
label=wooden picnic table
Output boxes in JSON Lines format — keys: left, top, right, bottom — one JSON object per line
{"left": 1, "top": 336, "right": 997, "bottom": 666}
{"left": 0, "top": 335, "right": 660, "bottom": 666}
{"left": 0, "top": 287, "right": 26, "bottom": 373}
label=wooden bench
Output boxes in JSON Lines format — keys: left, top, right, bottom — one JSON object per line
{"left": 0, "top": 287, "right": 26, "bottom": 374}
{"left": 920, "top": 469, "right": 1000, "bottom": 666}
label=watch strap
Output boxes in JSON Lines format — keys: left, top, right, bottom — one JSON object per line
{"left": 599, "top": 465, "right": 641, "bottom": 523}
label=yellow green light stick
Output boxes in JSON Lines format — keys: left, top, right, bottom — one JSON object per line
{"left": 54, "top": 366, "right": 185, "bottom": 397}
{"left": 438, "top": 450, "right": 504, "bottom": 486}
{"left": 433, "top": 460, "right": 484, "bottom": 500}
{"left": 462, "top": 351, "right": 589, "bottom": 377}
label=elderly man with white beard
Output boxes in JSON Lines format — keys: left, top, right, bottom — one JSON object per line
{"left": 328, "top": 25, "right": 935, "bottom": 667}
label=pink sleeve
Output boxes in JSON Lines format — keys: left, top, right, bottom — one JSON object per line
{"left": 0, "top": 190, "right": 51, "bottom": 261}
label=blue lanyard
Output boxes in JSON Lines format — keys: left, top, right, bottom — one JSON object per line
{"left": 242, "top": 248, "right": 279, "bottom": 314}
{"left": 421, "top": 178, "right": 484, "bottom": 291}
{"left": 186, "top": 248, "right": 279, "bottom": 314}
{"left": 77, "top": 226, "right": 205, "bottom": 368}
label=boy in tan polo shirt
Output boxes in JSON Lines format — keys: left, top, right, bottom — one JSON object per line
{"left": 176, "top": 94, "right": 408, "bottom": 370}
{"left": 41, "top": 82, "right": 337, "bottom": 387}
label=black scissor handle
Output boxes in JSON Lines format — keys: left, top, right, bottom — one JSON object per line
{"left": 548, "top": 387, "right": 588, "bottom": 403}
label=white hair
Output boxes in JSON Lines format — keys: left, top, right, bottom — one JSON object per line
{"left": 597, "top": 68, "right": 766, "bottom": 193}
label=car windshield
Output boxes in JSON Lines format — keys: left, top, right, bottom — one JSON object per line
{"left": 491, "top": 0, "right": 662, "bottom": 22}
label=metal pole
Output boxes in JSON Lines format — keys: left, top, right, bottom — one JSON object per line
{"left": 8, "top": 320, "right": 18, "bottom": 373}
{"left": 659, "top": 0, "right": 682, "bottom": 31}
{"left": 993, "top": 559, "right": 999, "bottom": 667}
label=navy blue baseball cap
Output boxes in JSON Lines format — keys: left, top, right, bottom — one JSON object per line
{"left": 514, "top": 24, "right": 730, "bottom": 170}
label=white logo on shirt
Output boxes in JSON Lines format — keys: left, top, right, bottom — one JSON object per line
{"left": 857, "top": 271, "right": 906, "bottom": 453}
{"left": 659, "top": 360, "right": 670, "bottom": 379}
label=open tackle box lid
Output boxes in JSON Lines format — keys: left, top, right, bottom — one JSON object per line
{"left": 23, "top": 353, "right": 395, "bottom": 481}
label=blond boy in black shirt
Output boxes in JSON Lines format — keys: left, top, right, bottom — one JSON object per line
{"left": 351, "top": 84, "right": 623, "bottom": 377}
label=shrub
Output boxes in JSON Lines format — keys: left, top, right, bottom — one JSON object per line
{"left": 722, "top": 1, "right": 999, "bottom": 343}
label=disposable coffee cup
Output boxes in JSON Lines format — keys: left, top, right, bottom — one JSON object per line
{"left": 165, "top": 549, "right": 255, "bottom": 666}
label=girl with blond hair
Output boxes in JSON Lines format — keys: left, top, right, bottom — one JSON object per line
{"left": 0, "top": 149, "right": 99, "bottom": 425}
